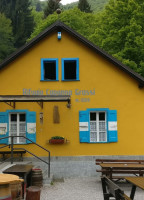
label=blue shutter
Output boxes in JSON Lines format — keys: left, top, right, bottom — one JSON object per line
{"left": 26, "top": 111, "right": 36, "bottom": 144}
{"left": 107, "top": 110, "right": 118, "bottom": 142}
{"left": 41, "top": 59, "right": 44, "bottom": 80}
{"left": 0, "top": 112, "right": 8, "bottom": 144}
{"left": 79, "top": 110, "right": 89, "bottom": 143}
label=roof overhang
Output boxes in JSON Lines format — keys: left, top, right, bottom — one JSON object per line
{"left": 0, "top": 95, "right": 71, "bottom": 109}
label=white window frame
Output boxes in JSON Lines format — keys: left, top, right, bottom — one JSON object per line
{"left": 9, "top": 113, "right": 26, "bottom": 144}
{"left": 90, "top": 111, "right": 107, "bottom": 143}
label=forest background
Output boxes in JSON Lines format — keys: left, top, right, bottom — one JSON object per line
{"left": 0, "top": 0, "right": 144, "bottom": 77}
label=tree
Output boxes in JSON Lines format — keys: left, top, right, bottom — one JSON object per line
{"left": 36, "top": 2, "right": 42, "bottom": 12}
{"left": 28, "top": 8, "right": 97, "bottom": 42}
{"left": 78, "top": 0, "right": 92, "bottom": 13}
{"left": 89, "top": 0, "right": 144, "bottom": 75}
{"left": 44, "top": 0, "right": 61, "bottom": 18}
{"left": 0, "top": 13, "right": 15, "bottom": 62}
{"left": 0, "top": 0, "right": 35, "bottom": 48}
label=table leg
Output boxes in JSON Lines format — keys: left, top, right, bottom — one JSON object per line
{"left": 130, "top": 185, "right": 136, "bottom": 200}
{"left": 109, "top": 168, "right": 112, "bottom": 180}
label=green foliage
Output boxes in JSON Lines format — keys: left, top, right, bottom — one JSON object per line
{"left": 36, "top": 2, "right": 42, "bottom": 12}
{"left": 0, "top": 13, "right": 15, "bottom": 63}
{"left": 28, "top": 8, "right": 97, "bottom": 41}
{"left": 51, "top": 136, "right": 64, "bottom": 139}
{"left": 88, "top": 0, "right": 108, "bottom": 13}
{"left": 62, "top": 2, "right": 78, "bottom": 10}
{"left": 89, "top": 0, "right": 144, "bottom": 75}
{"left": 30, "top": 0, "right": 47, "bottom": 10}
{"left": 44, "top": 0, "right": 61, "bottom": 18}
{"left": 0, "top": 0, "right": 34, "bottom": 48}
{"left": 78, "top": 0, "right": 92, "bottom": 13}
{"left": 31, "top": 10, "right": 43, "bottom": 28}
{"left": 62, "top": 0, "right": 109, "bottom": 13}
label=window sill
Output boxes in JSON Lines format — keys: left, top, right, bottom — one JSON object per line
{"left": 89, "top": 142, "right": 107, "bottom": 143}
{"left": 40, "top": 80, "right": 59, "bottom": 82}
{"left": 62, "top": 79, "right": 80, "bottom": 82}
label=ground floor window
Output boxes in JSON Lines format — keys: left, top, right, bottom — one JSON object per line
{"left": 0, "top": 110, "right": 36, "bottom": 144}
{"left": 79, "top": 108, "right": 117, "bottom": 143}
{"left": 9, "top": 113, "right": 26, "bottom": 144}
{"left": 90, "top": 112, "right": 107, "bottom": 142}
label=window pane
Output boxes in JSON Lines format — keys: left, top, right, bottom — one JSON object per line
{"left": 90, "top": 122, "right": 97, "bottom": 131}
{"left": 20, "top": 114, "right": 26, "bottom": 122}
{"left": 44, "top": 61, "right": 56, "bottom": 80}
{"left": 11, "top": 114, "right": 17, "bottom": 122}
{"left": 99, "top": 122, "right": 106, "bottom": 131}
{"left": 90, "top": 132, "right": 97, "bottom": 142}
{"left": 90, "top": 112, "right": 96, "bottom": 121}
{"left": 99, "top": 132, "right": 106, "bottom": 142}
{"left": 99, "top": 112, "right": 105, "bottom": 121}
{"left": 64, "top": 60, "right": 76, "bottom": 80}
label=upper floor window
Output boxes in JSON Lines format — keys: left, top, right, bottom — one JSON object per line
{"left": 62, "top": 58, "right": 79, "bottom": 81}
{"left": 41, "top": 58, "right": 58, "bottom": 81}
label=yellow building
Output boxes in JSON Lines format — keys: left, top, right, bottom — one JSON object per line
{"left": 0, "top": 21, "right": 144, "bottom": 161}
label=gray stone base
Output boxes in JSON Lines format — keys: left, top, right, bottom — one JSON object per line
{"left": 23, "top": 155, "right": 144, "bottom": 179}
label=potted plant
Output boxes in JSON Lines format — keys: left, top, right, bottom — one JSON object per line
{"left": 49, "top": 136, "right": 65, "bottom": 144}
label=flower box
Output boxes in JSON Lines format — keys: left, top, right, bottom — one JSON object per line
{"left": 49, "top": 136, "right": 65, "bottom": 144}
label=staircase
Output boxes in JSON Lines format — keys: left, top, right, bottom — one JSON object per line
{"left": 0, "top": 135, "right": 52, "bottom": 185}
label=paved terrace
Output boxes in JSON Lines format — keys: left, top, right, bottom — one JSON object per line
{"left": 40, "top": 177, "right": 144, "bottom": 200}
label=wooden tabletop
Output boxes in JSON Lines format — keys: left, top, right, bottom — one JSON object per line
{"left": 100, "top": 163, "right": 144, "bottom": 169}
{"left": 3, "top": 164, "right": 33, "bottom": 174}
{"left": 0, "top": 174, "right": 23, "bottom": 185}
{"left": 125, "top": 177, "right": 144, "bottom": 190}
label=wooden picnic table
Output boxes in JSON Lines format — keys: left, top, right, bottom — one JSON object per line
{"left": 100, "top": 163, "right": 144, "bottom": 179}
{"left": 125, "top": 177, "right": 144, "bottom": 199}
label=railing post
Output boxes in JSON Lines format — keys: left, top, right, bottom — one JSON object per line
{"left": 11, "top": 136, "right": 14, "bottom": 164}
{"left": 48, "top": 152, "right": 50, "bottom": 178}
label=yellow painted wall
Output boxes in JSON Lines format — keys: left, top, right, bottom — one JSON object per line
{"left": 0, "top": 30, "right": 144, "bottom": 156}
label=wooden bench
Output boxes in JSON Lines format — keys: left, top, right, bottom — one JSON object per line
{"left": 101, "top": 176, "right": 131, "bottom": 200}
{"left": 0, "top": 150, "right": 26, "bottom": 161}
{"left": 96, "top": 159, "right": 144, "bottom": 165}
{"left": 96, "top": 159, "right": 144, "bottom": 180}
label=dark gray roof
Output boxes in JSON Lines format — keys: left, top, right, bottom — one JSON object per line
{"left": 0, "top": 20, "right": 144, "bottom": 87}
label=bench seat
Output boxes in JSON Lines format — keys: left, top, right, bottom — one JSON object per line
{"left": 0, "top": 150, "right": 26, "bottom": 161}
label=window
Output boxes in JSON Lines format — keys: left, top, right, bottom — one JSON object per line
{"left": 0, "top": 110, "right": 36, "bottom": 144}
{"left": 79, "top": 109, "right": 118, "bottom": 143}
{"left": 62, "top": 58, "right": 79, "bottom": 81}
{"left": 41, "top": 59, "right": 58, "bottom": 81}
{"left": 90, "top": 112, "right": 107, "bottom": 142}
{"left": 9, "top": 113, "right": 26, "bottom": 144}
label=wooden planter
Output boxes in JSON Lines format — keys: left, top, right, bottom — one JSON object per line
{"left": 49, "top": 139, "right": 64, "bottom": 144}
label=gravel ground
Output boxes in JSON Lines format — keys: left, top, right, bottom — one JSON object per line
{"left": 40, "top": 177, "right": 144, "bottom": 200}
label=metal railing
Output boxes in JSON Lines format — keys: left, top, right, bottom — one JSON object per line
{"left": 0, "top": 136, "right": 50, "bottom": 177}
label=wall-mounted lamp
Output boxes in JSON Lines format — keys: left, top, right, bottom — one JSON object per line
{"left": 40, "top": 112, "right": 43, "bottom": 124}
{"left": 58, "top": 32, "right": 61, "bottom": 40}
{"left": 67, "top": 101, "right": 71, "bottom": 108}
